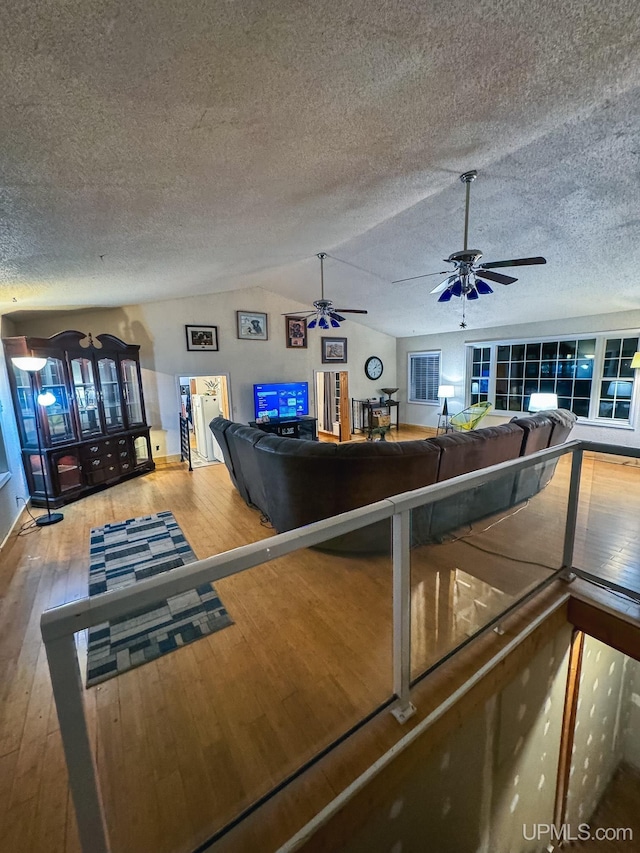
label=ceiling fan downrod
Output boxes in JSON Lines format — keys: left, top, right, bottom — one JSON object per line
{"left": 460, "top": 170, "right": 477, "bottom": 252}
{"left": 317, "top": 252, "right": 326, "bottom": 300}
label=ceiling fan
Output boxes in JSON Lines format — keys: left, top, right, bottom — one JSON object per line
{"left": 290, "top": 252, "right": 368, "bottom": 329}
{"left": 393, "top": 170, "right": 546, "bottom": 327}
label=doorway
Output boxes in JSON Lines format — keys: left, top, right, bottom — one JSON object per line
{"left": 178, "top": 374, "right": 231, "bottom": 467}
{"left": 315, "top": 370, "right": 351, "bottom": 442}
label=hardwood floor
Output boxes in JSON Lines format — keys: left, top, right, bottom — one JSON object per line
{"left": 0, "top": 435, "right": 639, "bottom": 853}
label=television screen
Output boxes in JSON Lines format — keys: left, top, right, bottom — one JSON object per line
{"left": 254, "top": 382, "right": 309, "bottom": 420}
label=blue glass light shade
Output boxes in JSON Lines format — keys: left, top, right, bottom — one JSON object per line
{"left": 330, "top": 318, "right": 340, "bottom": 327}
{"left": 319, "top": 317, "right": 329, "bottom": 329}
{"left": 450, "top": 279, "right": 463, "bottom": 298}
{"left": 475, "top": 279, "right": 494, "bottom": 295}
{"left": 466, "top": 288, "right": 479, "bottom": 300}
{"left": 308, "top": 318, "right": 317, "bottom": 328}
{"left": 438, "top": 289, "right": 454, "bottom": 302}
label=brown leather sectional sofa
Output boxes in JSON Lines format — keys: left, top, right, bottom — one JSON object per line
{"left": 210, "top": 411, "right": 577, "bottom": 552}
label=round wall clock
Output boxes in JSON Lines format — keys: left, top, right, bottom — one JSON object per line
{"left": 364, "top": 356, "right": 384, "bottom": 380}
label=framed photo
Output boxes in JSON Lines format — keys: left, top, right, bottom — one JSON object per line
{"left": 321, "top": 336, "right": 348, "bottom": 364}
{"left": 185, "top": 325, "right": 219, "bottom": 352}
{"left": 285, "top": 316, "right": 308, "bottom": 349}
{"left": 237, "top": 311, "right": 268, "bottom": 341}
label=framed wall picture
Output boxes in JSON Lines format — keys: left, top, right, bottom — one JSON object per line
{"left": 237, "top": 311, "right": 268, "bottom": 341}
{"left": 321, "top": 336, "right": 348, "bottom": 364}
{"left": 285, "top": 316, "right": 308, "bottom": 348}
{"left": 185, "top": 325, "right": 219, "bottom": 351}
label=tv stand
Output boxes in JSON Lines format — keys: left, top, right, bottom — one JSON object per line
{"left": 249, "top": 416, "right": 318, "bottom": 441}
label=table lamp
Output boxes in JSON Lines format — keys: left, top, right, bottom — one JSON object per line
{"left": 528, "top": 392, "right": 558, "bottom": 412}
{"left": 437, "top": 385, "right": 455, "bottom": 418}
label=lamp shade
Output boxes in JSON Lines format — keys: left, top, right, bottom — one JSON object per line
{"left": 11, "top": 356, "right": 47, "bottom": 372}
{"left": 37, "top": 391, "right": 56, "bottom": 407}
{"left": 607, "top": 381, "right": 632, "bottom": 398}
{"left": 528, "top": 392, "right": 558, "bottom": 412}
{"left": 631, "top": 352, "right": 640, "bottom": 369}
{"left": 437, "top": 385, "right": 455, "bottom": 398}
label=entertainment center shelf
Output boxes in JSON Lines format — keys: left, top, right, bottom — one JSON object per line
{"left": 249, "top": 417, "right": 318, "bottom": 440}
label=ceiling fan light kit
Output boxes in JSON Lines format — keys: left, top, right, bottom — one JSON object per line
{"left": 393, "top": 169, "right": 547, "bottom": 328}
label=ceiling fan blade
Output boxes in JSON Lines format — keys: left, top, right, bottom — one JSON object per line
{"left": 430, "top": 275, "right": 458, "bottom": 294}
{"left": 474, "top": 278, "right": 494, "bottom": 295}
{"left": 329, "top": 312, "right": 346, "bottom": 322}
{"left": 392, "top": 270, "right": 451, "bottom": 284}
{"left": 477, "top": 269, "right": 518, "bottom": 286}
{"left": 334, "top": 308, "right": 368, "bottom": 314}
{"left": 479, "top": 256, "right": 546, "bottom": 269}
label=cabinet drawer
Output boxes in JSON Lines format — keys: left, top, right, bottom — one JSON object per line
{"left": 85, "top": 451, "right": 117, "bottom": 470}
{"left": 81, "top": 438, "right": 124, "bottom": 460}
{"left": 87, "top": 463, "right": 120, "bottom": 486}
{"left": 82, "top": 442, "right": 106, "bottom": 459}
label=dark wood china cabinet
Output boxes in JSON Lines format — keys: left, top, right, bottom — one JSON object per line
{"left": 3, "top": 331, "right": 154, "bottom": 506}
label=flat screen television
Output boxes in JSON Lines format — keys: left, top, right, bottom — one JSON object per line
{"left": 253, "top": 381, "right": 309, "bottom": 421}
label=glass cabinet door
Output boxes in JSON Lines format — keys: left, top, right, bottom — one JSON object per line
{"left": 71, "top": 357, "right": 102, "bottom": 437}
{"left": 121, "top": 358, "right": 144, "bottom": 426}
{"left": 98, "top": 358, "right": 124, "bottom": 431}
{"left": 53, "top": 450, "right": 83, "bottom": 493}
{"left": 133, "top": 434, "right": 150, "bottom": 465}
{"left": 40, "top": 358, "right": 75, "bottom": 444}
{"left": 12, "top": 365, "right": 37, "bottom": 446}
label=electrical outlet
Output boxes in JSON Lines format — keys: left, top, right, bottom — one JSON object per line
{"left": 155, "top": 445, "right": 160, "bottom": 451}
{"left": 15, "top": 495, "right": 21, "bottom": 506}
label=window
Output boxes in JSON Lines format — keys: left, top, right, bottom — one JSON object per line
{"left": 408, "top": 351, "right": 440, "bottom": 404}
{"left": 468, "top": 334, "right": 638, "bottom": 422}
{"left": 470, "top": 347, "right": 491, "bottom": 405}
{"left": 599, "top": 337, "right": 637, "bottom": 420}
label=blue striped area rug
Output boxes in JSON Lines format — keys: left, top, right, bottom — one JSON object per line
{"left": 86, "top": 510, "right": 232, "bottom": 686}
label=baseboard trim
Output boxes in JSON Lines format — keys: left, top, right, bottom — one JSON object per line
{"left": 0, "top": 503, "right": 28, "bottom": 553}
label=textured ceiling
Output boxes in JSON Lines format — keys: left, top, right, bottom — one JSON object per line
{"left": 2, "top": 0, "right": 640, "bottom": 336}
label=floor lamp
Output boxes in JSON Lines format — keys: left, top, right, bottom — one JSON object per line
{"left": 11, "top": 356, "right": 64, "bottom": 526}
{"left": 437, "top": 384, "right": 455, "bottom": 433}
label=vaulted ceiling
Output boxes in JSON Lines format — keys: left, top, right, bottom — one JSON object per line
{"left": 2, "top": 0, "right": 640, "bottom": 337}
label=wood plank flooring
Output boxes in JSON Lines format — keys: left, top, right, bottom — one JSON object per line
{"left": 0, "top": 433, "right": 639, "bottom": 853}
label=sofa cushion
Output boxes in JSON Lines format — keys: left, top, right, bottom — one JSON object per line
{"left": 225, "top": 425, "right": 270, "bottom": 514}
{"left": 544, "top": 409, "right": 578, "bottom": 446}
{"left": 510, "top": 414, "right": 554, "bottom": 456}
{"left": 209, "top": 417, "right": 240, "bottom": 490}
{"left": 427, "top": 423, "right": 525, "bottom": 541}
{"left": 431, "top": 423, "right": 525, "bottom": 481}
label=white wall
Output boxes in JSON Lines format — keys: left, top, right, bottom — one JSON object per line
{"left": 7, "top": 286, "right": 397, "bottom": 459}
{"left": 397, "top": 309, "right": 640, "bottom": 447}
{"left": 0, "top": 316, "right": 29, "bottom": 545}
